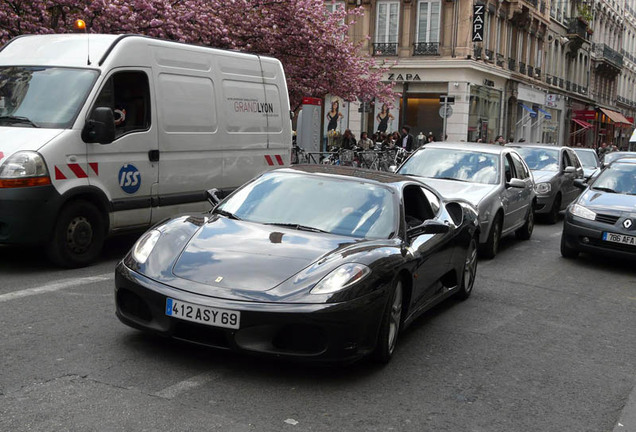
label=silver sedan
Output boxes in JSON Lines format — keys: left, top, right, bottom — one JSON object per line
{"left": 398, "top": 142, "right": 536, "bottom": 258}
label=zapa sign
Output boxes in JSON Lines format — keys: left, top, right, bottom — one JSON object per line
{"left": 472, "top": 4, "right": 485, "bottom": 42}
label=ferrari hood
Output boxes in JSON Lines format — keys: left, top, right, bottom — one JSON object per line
{"left": 172, "top": 217, "right": 358, "bottom": 292}
{"left": 0, "top": 127, "right": 64, "bottom": 163}
{"left": 579, "top": 189, "right": 636, "bottom": 213}
{"left": 417, "top": 177, "right": 497, "bottom": 207}
{"left": 531, "top": 170, "right": 557, "bottom": 184}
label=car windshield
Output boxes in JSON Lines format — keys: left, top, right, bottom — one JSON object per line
{"left": 398, "top": 148, "right": 499, "bottom": 185}
{"left": 0, "top": 66, "right": 98, "bottom": 128}
{"left": 514, "top": 147, "right": 559, "bottom": 171}
{"left": 574, "top": 150, "right": 599, "bottom": 168}
{"left": 603, "top": 152, "right": 636, "bottom": 165}
{"left": 216, "top": 172, "right": 397, "bottom": 239}
{"left": 592, "top": 163, "right": 636, "bottom": 195}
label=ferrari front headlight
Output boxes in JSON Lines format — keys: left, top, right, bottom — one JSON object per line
{"left": 131, "top": 229, "right": 161, "bottom": 264}
{"left": 310, "top": 263, "right": 371, "bottom": 295}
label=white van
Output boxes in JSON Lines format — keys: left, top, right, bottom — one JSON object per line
{"left": 0, "top": 34, "right": 292, "bottom": 267}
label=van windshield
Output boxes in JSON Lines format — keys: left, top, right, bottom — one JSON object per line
{"left": 0, "top": 66, "right": 98, "bottom": 129}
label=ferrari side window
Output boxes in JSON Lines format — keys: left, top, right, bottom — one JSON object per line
{"left": 403, "top": 185, "right": 434, "bottom": 228}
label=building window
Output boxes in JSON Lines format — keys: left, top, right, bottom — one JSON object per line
{"left": 416, "top": 1, "right": 440, "bottom": 43}
{"left": 376, "top": 1, "right": 400, "bottom": 44}
{"left": 374, "top": 1, "right": 399, "bottom": 55}
{"left": 324, "top": 1, "right": 345, "bottom": 13}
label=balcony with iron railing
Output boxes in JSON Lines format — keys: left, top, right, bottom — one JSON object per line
{"left": 546, "top": 74, "right": 553, "bottom": 85}
{"left": 592, "top": 43, "right": 624, "bottom": 71}
{"left": 527, "top": 65, "right": 534, "bottom": 78}
{"left": 519, "top": 62, "right": 527, "bottom": 74}
{"left": 508, "top": 58, "right": 516, "bottom": 71}
{"left": 485, "top": 49, "right": 494, "bottom": 62}
{"left": 567, "top": 17, "right": 591, "bottom": 42}
{"left": 474, "top": 45, "right": 483, "bottom": 59}
{"left": 534, "top": 68, "right": 541, "bottom": 80}
{"left": 559, "top": 78, "right": 564, "bottom": 88}
{"left": 413, "top": 42, "right": 440, "bottom": 56}
{"left": 372, "top": 43, "right": 398, "bottom": 56}
{"left": 565, "top": 80, "right": 571, "bottom": 91}
{"left": 496, "top": 53, "right": 505, "bottom": 67}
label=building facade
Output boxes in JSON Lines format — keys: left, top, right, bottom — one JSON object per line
{"left": 328, "top": 0, "right": 634, "bottom": 148}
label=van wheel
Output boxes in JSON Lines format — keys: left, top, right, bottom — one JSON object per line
{"left": 47, "top": 200, "right": 105, "bottom": 268}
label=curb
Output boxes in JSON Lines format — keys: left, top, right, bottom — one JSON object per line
{"left": 614, "top": 384, "right": 636, "bottom": 432}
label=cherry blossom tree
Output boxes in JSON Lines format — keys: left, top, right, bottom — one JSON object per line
{"left": 0, "top": 0, "right": 394, "bottom": 106}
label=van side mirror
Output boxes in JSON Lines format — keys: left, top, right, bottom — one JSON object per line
{"left": 206, "top": 188, "right": 222, "bottom": 207}
{"left": 564, "top": 166, "right": 576, "bottom": 174}
{"left": 82, "top": 107, "right": 115, "bottom": 144}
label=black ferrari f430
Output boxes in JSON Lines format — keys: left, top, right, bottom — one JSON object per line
{"left": 115, "top": 166, "right": 479, "bottom": 364}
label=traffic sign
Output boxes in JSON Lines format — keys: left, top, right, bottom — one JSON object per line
{"left": 439, "top": 105, "right": 453, "bottom": 118}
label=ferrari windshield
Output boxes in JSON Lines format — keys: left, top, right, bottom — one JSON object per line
{"left": 592, "top": 163, "right": 636, "bottom": 195}
{"left": 398, "top": 148, "right": 499, "bottom": 185}
{"left": 217, "top": 172, "right": 397, "bottom": 239}
{"left": 0, "top": 66, "right": 98, "bottom": 128}
{"left": 514, "top": 147, "right": 560, "bottom": 171}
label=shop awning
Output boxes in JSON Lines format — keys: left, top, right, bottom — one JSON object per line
{"left": 536, "top": 107, "right": 552, "bottom": 119}
{"left": 520, "top": 104, "right": 537, "bottom": 118}
{"left": 572, "top": 118, "right": 593, "bottom": 129}
{"left": 599, "top": 108, "right": 633, "bottom": 125}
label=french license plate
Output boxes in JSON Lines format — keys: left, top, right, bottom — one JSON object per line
{"left": 165, "top": 298, "right": 240, "bottom": 329}
{"left": 602, "top": 232, "right": 636, "bottom": 246}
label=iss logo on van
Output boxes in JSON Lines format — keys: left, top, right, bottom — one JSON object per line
{"left": 119, "top": 164, "right": 141, "bottom": 194}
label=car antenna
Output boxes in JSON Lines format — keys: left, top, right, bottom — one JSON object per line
{"left": 74, "top": 19, "right": 91, "bottom": 66}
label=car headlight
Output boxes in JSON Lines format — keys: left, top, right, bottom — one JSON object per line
{"left": 570, "top": 204, "right": 596, "bottom": 221}
{"left": 131, "top": 229, "right": 161, "bottom": 264}
{"left": 0, "top": 151, "right": 51, "bottom": 188}
{"left": 310, "top": 263, "right": 371, "bottom": 295}
{"left": 535, "top": 182, "right": 551, "bottom": 194}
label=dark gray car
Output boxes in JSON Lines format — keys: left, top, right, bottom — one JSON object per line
{"left": 507, "top": 144, "right": 584, "bottom": 224}
{"left": 398, "top": 143, "right": 535, "bottom": 258}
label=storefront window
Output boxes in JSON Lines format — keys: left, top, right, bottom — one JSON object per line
{"left": 468, "top": 85, "right": 501, "bottom": 143}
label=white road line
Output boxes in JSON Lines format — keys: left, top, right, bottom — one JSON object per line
{"left": 0, "top": 274, "right": 114, "bottom": 303}
{"left": 154, "top": 372, "right": 219, "bottom": 399}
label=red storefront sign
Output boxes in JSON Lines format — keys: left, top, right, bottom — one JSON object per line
{"left": 573, "top": 110, "right": 596, "bottom": 121}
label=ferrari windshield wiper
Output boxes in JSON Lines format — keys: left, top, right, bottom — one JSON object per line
{"left": 592, "top": 186, "right": 617, "bottom": 193}
{"left": 265, "top": 223, "right": 329, "bottom": 233}
{"left": 0, "top": 115, "right": 39, "bottom": 127}
{"left": 213, "top": 209, "right": 241, "bottom": 220}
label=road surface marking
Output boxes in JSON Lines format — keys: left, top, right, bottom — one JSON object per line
{"left": 154, "top": 372, "right": 219, "bottom": 399}
{"left": 0, "top": 274, "right": 113, "bottom": 303}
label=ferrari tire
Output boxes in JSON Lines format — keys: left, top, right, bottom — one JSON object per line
{"left": 515, "top": 206, "right": 534, "bottom": 240}
{"left": 479, "top": 214, "right": 502, "bottom": 259}
{"left": 47, "top": 200, "right": 105, "bottom": 268}
{"left": 457, "top": 236, "right": 478, "bottom": 300}
{"left": 373, "top": 279, "right": 403, "bottom": 364}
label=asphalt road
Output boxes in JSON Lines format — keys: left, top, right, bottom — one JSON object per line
{"left": 1, "top": 220, "right": 635, "bottom": 432}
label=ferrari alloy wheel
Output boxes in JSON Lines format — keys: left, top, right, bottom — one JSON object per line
{"left": 457, "top": 237, "right": 478, "bottom": 300}
{"left": 373, "top": 279, "right": 403, "bottom": 364}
